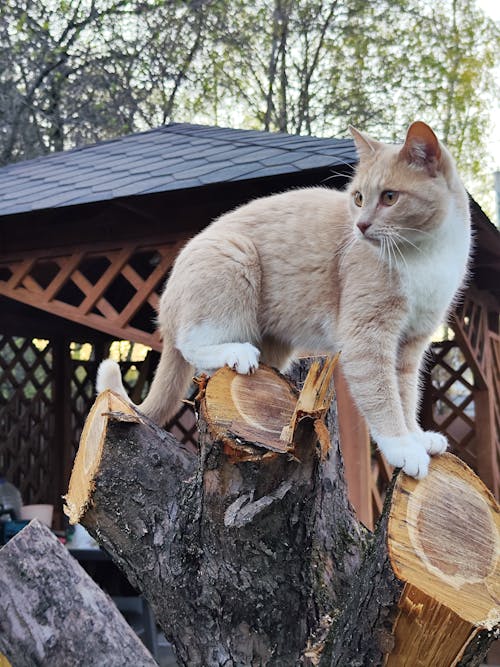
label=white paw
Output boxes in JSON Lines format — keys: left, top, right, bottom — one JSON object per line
{"left": 375, "top": 433, "right": 430, "bottom": 480}
{"left": 224, "top": 343, "right": 260, "bottom": 374}
{"left": 414, "top": 430, "right": 448, "bottom": 455}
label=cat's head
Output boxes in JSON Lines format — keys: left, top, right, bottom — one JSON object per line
{"left": 347, "top": 121, "right": 467, "bottom": 248}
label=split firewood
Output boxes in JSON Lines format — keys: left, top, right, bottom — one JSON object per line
{"left": 386, "top": 453, "right": 499, "bottom": 665}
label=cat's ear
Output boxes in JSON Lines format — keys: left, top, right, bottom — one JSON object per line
{"left": 349, "top": 126, "right": 383, "bottom": 160}
{"left": 400, "top": 121, "right": 442, "bottom": 176}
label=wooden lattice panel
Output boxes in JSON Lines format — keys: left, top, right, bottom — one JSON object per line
{"left": 70, "top": 358, "right": 98, "bottom": 461}
{"left": 428, "top": 340, "right": 477, "bottom": 470}
{"left": 0, "top": 239, "right": 189, "bottom": 349}
{"left": 453, "top": 292, "right": 489, "bottom": 387}
{"left": 451, "top": 290, "right": 499, "bottom": 497}
{"left": 166, "top": 398, "right": 198, "bottom": 446}
{"left": 0, "top": 335, "right": 55, "bottom": 504}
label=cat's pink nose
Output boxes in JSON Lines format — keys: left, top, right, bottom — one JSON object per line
{"left": 357, "top": 220, "right": 371, "bottom": 235}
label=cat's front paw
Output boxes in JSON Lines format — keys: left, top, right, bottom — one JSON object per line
{"left": 376, "top": 433, "right": 430, "bottom": 479}
{"left": 415, "top": 430, "right": 448, "bottom": 455}
{"left": 224, "top": 343, "right": 260, "bottom": 374}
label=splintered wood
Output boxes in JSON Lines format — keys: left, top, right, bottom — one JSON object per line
{"left": 280, "top": 354, "right": 339, "bottom": 445}
{"left": 386, "top": 453, "right": 500, "bottom": 666}
{"left": 63, "top": 390, "right": 138, "bottom": 524}
{"left": 201, "top": 357, "right": 337, "bottom": 461}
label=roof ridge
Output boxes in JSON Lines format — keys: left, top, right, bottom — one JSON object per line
{"left": 164, "top": 122, "right": 344, "bottom": 147}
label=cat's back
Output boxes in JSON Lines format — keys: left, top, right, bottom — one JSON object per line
{"left": 211, "top": 186, "right": 348, "bottom": 236}
{"left": 165, "top": 184, "right": 349, "bottom": 302}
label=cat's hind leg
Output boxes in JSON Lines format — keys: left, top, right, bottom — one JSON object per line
{"left": 178, "top": 323, "right": 260, "bottom": 375}
{"left": 167, "top": 232, "right": 262, "bottom": 375}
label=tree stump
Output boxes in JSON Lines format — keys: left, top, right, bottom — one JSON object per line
{"left": 0, "top": 520, "right": 156, "bottom": 667}
{"left": 62, "top": 359, "right": 499, "bottom": 666}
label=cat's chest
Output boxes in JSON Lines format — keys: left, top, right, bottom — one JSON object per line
{"left": 402, "top": 238, "right": 468, "bottom": 334}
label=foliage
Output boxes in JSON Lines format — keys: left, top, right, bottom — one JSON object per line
{"left": 0, "top": 0, "right": 498, "bottom": 210}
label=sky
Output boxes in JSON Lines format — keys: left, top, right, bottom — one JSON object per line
{"left": 477, "top": 0, "right": 500, "bottom": 171}
{"left": 477, "top": 0, "right": 500, "bottom": 21}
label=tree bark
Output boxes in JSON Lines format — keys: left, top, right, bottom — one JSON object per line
{"left": 0, "top": 520, "right": 156, "bottom": 667}
{"left": 62, "top": 359, "right": 500, "bottom": 666}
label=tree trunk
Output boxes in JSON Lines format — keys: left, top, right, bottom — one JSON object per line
{"left": 0, "top": 520, "right": 156, "bottom": 667}
{"left": 62, "top": 359, "right": 499, "bottom": 666}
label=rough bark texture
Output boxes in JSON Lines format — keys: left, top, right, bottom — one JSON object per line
{"left": 74, "top": 377, "right": 365, "bottom": 666}
{"left": 61, "top": 360, "right": 499, "bottom": 666}
{"left": 0, "top": 520, "right": 156, "bottom": 667}
{"left": 458, "top": 627, "right": 500, "bottom": 667}
{"left": 319, "top": 484, "right": 403, "bottom": 667}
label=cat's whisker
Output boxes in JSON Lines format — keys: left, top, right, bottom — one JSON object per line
{"left": 390, "top": 236, "right": 410, "bottom": 273}
{"left": 322, "top": 170, "right": 352, "bottom": 183}
{"left": 379, "top": 236, "right": 389, "bottom": 272}
{"left": 379, "top": 238, "right": 388, "bottom": 274}
{"left": 392, "top": 226, "right": 435, "bottom": 238}
{"left": 391, "top": 231, "right": 422, "bottom": 254}
{"left": 386, "top": 236, "right": 397, "bottom": 274}
{"left": 337, "top": 234, "right": 358, "bottom": 270}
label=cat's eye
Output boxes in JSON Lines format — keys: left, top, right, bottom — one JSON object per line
{"left": 381, "top": 190, "right": 399, "bottom": 206}
{"left": 354, "top": 191, "right": 363, "bottom": 207}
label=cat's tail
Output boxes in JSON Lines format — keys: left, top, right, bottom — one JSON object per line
{"left": 96, "top": 342, "right": 193, "bottom": 426}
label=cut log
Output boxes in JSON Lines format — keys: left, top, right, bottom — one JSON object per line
{"left": 0, "top": 520, "right": 156, "bottom": 667}
{"left": 64, "top": 389, "right": 139, "bottom": 524}
{"left": 386, "top": 453, "right": 500, "bottom": 665}
{"left": 64, "top": 360, "right": 364, "bottom": 666}
{"left": 320, "top": 453, "right": 500, "bottom": 666}
{"left": 202, "top": 364, "right": 298, "bottom": 459}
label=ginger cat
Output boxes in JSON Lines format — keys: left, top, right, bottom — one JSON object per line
{"left": 97, "top": 121, "right": 471, "bottom": 479}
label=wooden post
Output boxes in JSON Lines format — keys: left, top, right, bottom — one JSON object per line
{"left": 334, "top": 363, "right": 372, "bottom": 528}
{"left": 474, "top": 386, "right": 498, "bottom": 498}
{"left": 53, "top": 335, "right": 74, "bottom": 529}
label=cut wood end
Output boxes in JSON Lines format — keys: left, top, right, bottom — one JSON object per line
{"left": 202, "top": 364, "right": 298, "bottom": 459}
{"left": 63, "top": 390, "right": 135, "bottom": 524}
{"left": 388, "top": 452, "right": 500, "bottom": 629}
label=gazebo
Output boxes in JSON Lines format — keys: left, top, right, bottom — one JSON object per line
{"left": 0, "top": 123, "right": 498, "bottom": 530}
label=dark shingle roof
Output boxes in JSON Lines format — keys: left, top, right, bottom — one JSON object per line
{"left": 0, "top": 123, "right": 356, "bottom": 216}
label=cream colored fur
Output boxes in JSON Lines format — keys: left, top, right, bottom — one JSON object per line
{"left": 97, "top": 121, "right": 471, "bottom": 479}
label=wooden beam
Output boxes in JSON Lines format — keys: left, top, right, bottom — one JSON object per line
{"left": 78, "top": 247, "right": 133, "bottom": 315}
{"left": 116, "top": 246, "right": 179, "bottom": 328}
{"left": 43, "top": 251, "right": 86, "bottom": 301}
{"left": 0, "top": 282, "right": 161, "bottom": 349}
